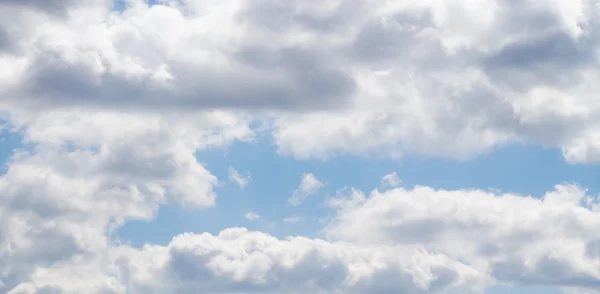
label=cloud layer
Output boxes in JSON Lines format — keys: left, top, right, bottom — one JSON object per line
{"left": 1, "top": 0, "right": 600, "bottom": 294}
{"left": 1, "top": 0, "right": 600, "bottom": 161}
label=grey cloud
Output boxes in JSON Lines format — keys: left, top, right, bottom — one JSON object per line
{"left": 238, "top": 0, "right": 365, "bottom": 33}
{"left": 0, "top": 0, "right": 76, "bottom": 15}
{"left": 15, "top": 45, "right": 356, "bottom": 112}
{"left": 350, "top": 10, "right": 436, "bottom": 64}
{"left": 166, "top": 243, "right": 348, "bottom": 293}
{"left": 493, "top": 256, "right": 600, "bottom": 288}
{"left": 482, "top": 31, "right": 596, "bottom": 92}
{"left": 0, "top": 219, "right": 87, "bottom": 292}
{"left": 587, "top": 239, "right": 600, "bottom": 259}
{"left": 116, "top": 230, "right": 479, "bottom": 294}
{"left": 0, "top": 28, "right": 13, "bottom": 53}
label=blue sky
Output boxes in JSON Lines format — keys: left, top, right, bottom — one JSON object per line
{"left": 3, "top": 1, "right": 600, "bottom": 293}
{"left": 117, "top": 138, "right": 600, "bottom": 245}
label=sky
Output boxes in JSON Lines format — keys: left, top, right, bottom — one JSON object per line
{"left": 0, "top": 0, "right": 600, "bottom": 294}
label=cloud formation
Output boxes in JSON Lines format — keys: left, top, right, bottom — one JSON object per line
{"left": 287, "top": 173, "right": 325, "bottom": 206}
{"left": 228, "top": 166, "right": 252, "bottom": 190}
{"left": 0, "top": 0, "right": 599, "bottom": 161}
{"left": 380, "top": 172, "right": 401, "bottom": 188}
{"left": 1, "top": 0, "right": 600, "bottom": 294}
{"left": 110, "top": 228, "right": 485, "bottom": 294}
{"left": 244, "top": 212, "right": 260, "bottom": 221}
{"left": 0, "top": 108, "right": 252, "bottom": 293}
{"left": 283, "top": 216, "right": 306, "bottom": 223}
{"left": 324, "top": 184, "right": 600, "bottom": 290}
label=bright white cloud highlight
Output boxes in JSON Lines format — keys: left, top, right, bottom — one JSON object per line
{"left": 287, "top": 173, "right": 325, "bottom": 206}
{"left": 228, "top": 166, "right": 252, "bottom": 190}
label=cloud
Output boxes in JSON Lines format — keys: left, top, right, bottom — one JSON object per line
{"left": 287, "top": 173, "right": 325, "bottom": 206}
{"left": 0, "top": 108, "right": 252, "bottom": 293}
{"left": 228, "top": 166, "right": 252, "bottom": 190}
{"left": 283, "top": 216, "right": 306, "bottom": 223}
{"left": 2, "top": 120, "right": 600, "bottom": 293}
{"left": 380, "top": 172, "right": 401, "bottom": 188}
{"left": 1, "top": 0, "right": 600, "bottom": 293}
{"left": 264, "top": 1, "right": 600, "bottom": 163}
{"left": 110, "top": 228, "right": 486, "bottom": 294}
{"left": 244, "top": 212, "right": 260, "bottom": 221}
{"left": 0, "top": 0, "right": 101, "bottom": 16}
{"left": 1, "top": 1, "right": 600, "bottom": 162}
{"left": 324, "top": 184, "right": 600, "bottom": 290}
{"left": 0, "top": 0, "right": 355, "bottom": 113}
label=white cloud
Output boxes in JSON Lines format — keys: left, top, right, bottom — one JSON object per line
{"left": 0, "top": 109, "right": 252, "bottom": 293}
{"left": 324, "top": 184, "right": 600, "bottom": 290}
{"left": 110, "top": 228, "right": 486, "bottom": 294}
{"left": 380, "top": 172, "right": 401, "bottom": 188}
{"left": 244, "top": 212, "right": 260, "bottom": 221}
{"left": 1, "top": 1, "right": 600, "bottom": 293}
{"left": 287, "top": 173, "right": 325, "bottom": 206}
{"left": 228, "top": 166, "right": 252, "bottom": 190}
{"left": 2, "top": 128, "right": 600, "bottom": 293}
{"left": 0, "top": 0, "right": 600, "bottom": 162}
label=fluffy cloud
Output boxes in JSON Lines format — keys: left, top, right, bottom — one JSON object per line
{"left": 0, "top": 0, "right": 355, "bottom": 112}
{"left": 1, "top": 0, "right": 600, "bottom": 293}
{"left": 287, "top": 173, "right": 325, "bottom": 206}
{"left": 324, "top": 184, "right": 600, "bottom": 290}
{"left": 6, "top": 181, "right": 600, "bottom": 293}
{"left": 0, "top": 108, "right": 252, "bottom": 293}
{"left": 7, "top": 228, "right": 485, "bottom": 293}
{"left": 266, "top": 0, "right": 600, "bottom": 162}
{"left": 0, "top": 0, "right": 599, "bottom": 161}
{"left": 1, "top": 111, "right": 599, "bottom": 293}
{"left": 109, "top": 228, "right": 486, "bottom": 294}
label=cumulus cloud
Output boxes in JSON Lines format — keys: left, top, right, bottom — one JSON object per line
{"left": 1, "top": 0, "right": 600, "bottom": 293}
{"left": 2, "top": 123, "right": 600, "bottom": 293}
{"left": 0, "top": 109, "right": 252, "bottom": 293}
{"left": 0, "top": 0, "right": 599, "bottom": 161}
{"left": 6, "top": 182, "right": 600, "bottom": 293}
{"left": 0, "top": 0, "right": 355, "bottom": 113}
{"left": 244, "top": 212, "right": 260, "bottom": 221}
{"left": 324, "top": 184, "right": 600, "bottom": 290}
{"left": 110, "top": 228, "right": 486, "bottom": 294}
{"left": 287, "top": 173, "right": 325, "bottom": 206}
{"left": 228, "top": 166, "right": 252, "bottom": 190}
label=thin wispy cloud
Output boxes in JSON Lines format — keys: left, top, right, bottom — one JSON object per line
{"left": 287, "top": 173, "right": 324, "bottom": 206}
{"left": 283, "top": 216, "right": 306, "bottom": 223}
{"left": 381, "top": 172, "right": 402, "bottom": 188}
{"left": 244, "top": 212, "right": 260, "bottom": 221}
{"left": 229, "top": 166, "right": 252, "bottom": 190}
